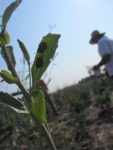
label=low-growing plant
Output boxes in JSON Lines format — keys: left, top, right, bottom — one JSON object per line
{"left": 69, "top": 89, "right": 92, "bottom": 144}
{"left": 94, "top": 91, "right": 111, "bottom": 109}
{"left": 60, "top": 135, "right": 69, "bottom": 149}
{"left": 69, "top": 87, "right": 90, "bottom": 113}
{"left": 78, "top": 88, "right": 90, "bottom": 100}
{"left": 0, "top": 1, "right": 60, "bottom": 149}
{"left": 70, "top": 97, "right": 84, "bottom": 113}
{"left": 72, "top": 111, "right": 92, "bottom": 144}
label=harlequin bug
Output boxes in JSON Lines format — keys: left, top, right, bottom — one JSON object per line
{"left": 37, "top": 42, "right": 47, "bottom": 53}
{"left": 36, "top": 57, "right": 43, "bottom": 68}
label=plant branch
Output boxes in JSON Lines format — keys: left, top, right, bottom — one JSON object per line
{"left": 1, "top": 45, "right": 32, "bottom": 108}
{"left": 28, "top": 63, "right": 31, "bottom": 93}
{"left": 42, "top": 123, "right": 57, "bottom": 150}
{"left": 32, "top": 115, "right": 57, "bottom": 150}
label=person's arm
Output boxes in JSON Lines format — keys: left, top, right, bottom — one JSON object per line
{"left": 93, "top": 54, "right": 111, "bottom": 71}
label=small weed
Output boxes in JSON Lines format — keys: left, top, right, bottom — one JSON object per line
{"left": 70, "top": 98, "right": 84, "bottom": 113}
{"left": 60, "top": 136, "right": 69, "bottom": 148}
{"left": 94, "top": 91, "right": 111, "bottom": 109}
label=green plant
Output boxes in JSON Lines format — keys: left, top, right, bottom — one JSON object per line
{"left": 94, "top": 91, "right": 111, "bottom": 109}
{"left": 60, "top": 135, "right": 69, "bottom": 148}
{"left": 73, "top": 111, "right": 91, "bottom": 143}
{"left": 70, "top": 97, "right": 84, "bottom": 113}
{"left": 78, "top": 88, "right": 90, "bottom": 100}
{"left": 0, "top": 1, "right": 60, "bottom": 149}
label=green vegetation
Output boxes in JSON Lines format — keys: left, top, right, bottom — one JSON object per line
{"left": 0, "top": 1, "right": 60, "bottom": 150}
{"left": 1, "top": 1, "right": 113, "bottom": 150}
{"left": 1, "top": 73, "right": 113, "bottom": 149}
{"left": 94, "top": 90, "right": 111, "bottom": 109}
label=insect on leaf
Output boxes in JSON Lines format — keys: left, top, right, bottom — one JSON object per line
{"left": 0, "top": 92, "right": 28, "bottom": 113}
{"left": 30, "top": 90, "right": 46, "bottom": 125}
{"left": 0, "top": 70, "right": 18, "bottom": 84}
{"left": 32, "top": 33, "right": 60, "bottom": 89}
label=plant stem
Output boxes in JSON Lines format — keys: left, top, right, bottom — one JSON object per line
{"left": 32, "top": 116, "right": 57, "bottom": 150}
{"left": 1, "top": 45, "right": 32, "bottom": 109}
{"left": 28, "top": 63, "right": 31, "bottom": 93}
{"left": 42, "top": 123, "right": 57, "bottom": 150}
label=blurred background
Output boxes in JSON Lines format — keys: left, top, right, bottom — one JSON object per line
{"left": 0, "top": 0, "right": 113, "bottom": 93}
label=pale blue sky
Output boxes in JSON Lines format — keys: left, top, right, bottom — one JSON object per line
{"left": 1, "top": 0, "right": 113, "bottom": 93}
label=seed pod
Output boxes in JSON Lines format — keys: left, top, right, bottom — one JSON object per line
{"left": 36, "top": 57, "right": 43, "bottom": 68}
{"left": 37, "top": 42, "right": 47, "bottom": 53}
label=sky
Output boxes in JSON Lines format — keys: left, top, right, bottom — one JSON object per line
{"left": 1, "top": 0, "right": 113, "bottom": 93}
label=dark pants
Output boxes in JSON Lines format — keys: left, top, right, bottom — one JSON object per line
{"left": 105, "top": 71, "right": 113, "bottom": 79}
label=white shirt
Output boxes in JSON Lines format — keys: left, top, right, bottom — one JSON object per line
{"left": 98, "top": 36, "right": 113, "bottom": 76}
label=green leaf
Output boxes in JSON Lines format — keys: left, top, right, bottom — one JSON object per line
{"left": 2, "top": 0, "right": 21, "bottom": 29}
{"left": 0, "top": 70, "right": 18, "bottom": 84}
{"left": 7, "top": 46, "right": 16, "bottom": 66}
{"left": 1, "top": 46, "right": 16, "bottom": 71}
{"left": 30, "top": 90, "right": 46, "bottom": 124}
{"left": 31, "top": 33, "right": 60, "bottom": 88}
{"left": 1, "top": 46, "right": 16, "bottom": 67}
{"left": 0, "top": 30, "right": 10, "bottom": 44}
{"left": 17, "top": 39, "right": 30, "bottom": 64}
{"left": 0, "top": 92, "right": 28, "bottom": 113}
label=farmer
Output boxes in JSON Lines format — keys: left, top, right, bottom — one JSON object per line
{"left": 89, "top": 30, "right": 113, "bottom": 78}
